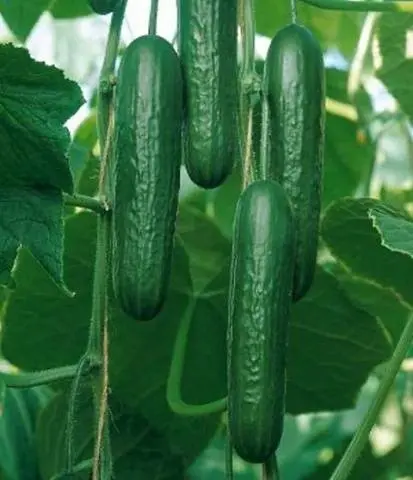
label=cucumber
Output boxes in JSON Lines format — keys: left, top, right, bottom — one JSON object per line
{"left": 266, "top": 24, "right": 325, "bottom": 302}
{"left": 228, "top": 179, "right": 295, "bottom": 463}
{"left": 88, "top": 0, "right": 120, "bottom": 14}
{"left": 112, "top": 35, "right": 183, "bottom": 321}
{"left": 178, "top": 0, "right": 238, "bottom": 188}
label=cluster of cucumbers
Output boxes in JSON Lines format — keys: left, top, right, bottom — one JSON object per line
{"left": 90, "top": 0, "right": 325, "bottom": 469}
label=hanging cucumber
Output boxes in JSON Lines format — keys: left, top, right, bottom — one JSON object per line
{"left": 88, "top": 0, "right": 120, "bottom": 14}
{"left": 112, "top": 35, "right": 183, "bottom": 321}
{"left": 228, "top": 179, "right": 295, "bottom": 463}
{"left": 178, "top": 0, "right": 238, "bottom": 188}
{"left": 266, "top": 24, "right": 325, "bottom": 302}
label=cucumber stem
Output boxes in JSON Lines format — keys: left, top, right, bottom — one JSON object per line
{"left": 290, "top": 0, "right": 298, "bottom": 23}
{"left": 225, "top": 427, "right": 234, "bottom": 480}
{"left": 331, "top": 311, "right": 413, "bottom": 480}
{"left": 262, "top": 455, "right": 279, "bottom": 480}
{"left": 149, "top": 0, "right": 159, "bottom": 35}
{"left": 166, "top": 299, "right": 227, "bottom": 416}
{"left": 63, "top": 193, "right": 108, "bottom": 214}
{"left": 299, "top": 0, "right": 413, "bottom": 12}
{"left": 239, "top": 0, "right": 259, "bottom": 188}
{"left": 258, "top": 64, "right": 270, "bottom": 181}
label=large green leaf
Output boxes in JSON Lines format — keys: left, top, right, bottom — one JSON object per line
{"left": 36, "top": 388, "right": 186, "bottom": 480}
{"left": 323, "top": 113, "right": 374, "bottom": 208}
{"left": 332, "top": 268, "right": 409, "bottom": 346}
{"left": 0, "top": 385, "right": 52, "bottom": 480}
{"left": 176, "top": 205, "right": 231, "bottom": 292}
{"left": 1, "top": 208, "right": 390, "bottom": 437}
{"left": 0, "top": 44, "right": 84, "bottom": 192}
{"left": 1, "top": 211, "right": 219, "bottom": 463}
{"left": 49, "top": 0, "right": 92, "bottom": 18}
{"left": 0, "top": 188, "right": 68, "bottom": 292}
{"left": 0, "top": 0, "right": 49, "bottom": 41}
{"left": 322, "top": 198, "right": 413, "bottom": 307}
{"left": 287, "top": 267, "right": 390, "bottom": 413}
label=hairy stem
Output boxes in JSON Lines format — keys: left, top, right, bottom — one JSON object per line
{"left": 63, "top": 0, "right": 127, "bottom": 477}
{"left": 63, "top": 193, "right": 108, "bottom": 214}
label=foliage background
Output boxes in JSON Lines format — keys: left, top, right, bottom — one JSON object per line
{"left": 0, "top": 1, "right": 413, "bottom": 479}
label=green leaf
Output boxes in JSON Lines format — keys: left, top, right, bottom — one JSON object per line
{"left": 176, "top": 206, "right": 231, "bottom": 292}
{"left": 287, "top": 267, "right": 391, "bottom": 414}
{"left": 0, "top": 188, "right": 68, "bottom": 292}
{"left": 255, "top": 0, "right": 362, "bottom": 57}
{"left": 69, "top": 112, "right": 98, "bottom": 190}
{"left": 0, "top": 385, "right": 52, "bottom": 480}
{"left": 0, "top": 44, "right": 84, "bottom": 193}
{"left": 322, "top": 198, "right": 413, "bottom": 307}
{"left": 1, "top": 211, "right": 219, "bottom": 464}
{"left": 36, "top": 388, "right": 186, "bottom": 480}
{"left": 370, "top": 204, "right": 413, "bottom": 256}
{"left": 331, "top": 266, "right": 409, "bottom": 346}
{"left": 49, "top": 0, "right": 93, "bottom": 18}
{"left": 323, "top": 113, "right": 373, "bottom": 208}
{"left": 0, "top": 0, "right": 49, "bottom": 41}
{"left": 376, "top": 13, "right": 413, "bottom": 120}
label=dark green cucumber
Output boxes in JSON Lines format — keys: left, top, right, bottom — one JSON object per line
{"left": 228, "top": 179, "right": 295, "bottom": 463}
{"left": 112, "top": 35, "right": 183, "bottom": 321}
{"left": 178, "top": 0, "right": 238, "bottom": 188}
{"left": 88, "top": 0, "right": 120, "bottom": 14}
{"left": 266, "top": 24, "right": 325, "bottom": 302}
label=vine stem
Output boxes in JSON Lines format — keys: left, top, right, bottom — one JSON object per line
{"left": 347, "top": 12, "right": 379, "bottom": 102}
{"left": 259, "top": 68, "right": 270, "bottom": 181}
{"left": 166, "top": 299, "right": 227, "bottom": 416}
{"left": 331, "top": 311, "right": 413, "bottom": 480}
{"left": 290, "top": 0, "right": 298, "bottom": 23}
{"left": 63, "top": 1, "right": 127, "bottom": 478}
{"left": 63, "top": 193, "right": 108, "bottom": 214}
{"left": 262, "top": 456, "right": 279, "bottom": 480}
{"left": 0, "top": 362, "right": 100, "bottom": 388}
{"left": 239, "top": 0, "right": 258, "bottom": 189}
{"left": 299, "top": 0, "right": 413, "bottom": 12}
{"left": 149, "top": 0, "right": 159, "bottom": 35}
{"left": 225, "top": 423, "right": 234, "bottom": 480}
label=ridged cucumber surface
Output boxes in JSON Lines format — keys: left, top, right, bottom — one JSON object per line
{"left": 178, "top": 0, "right": 238, "bottom": 188}
{"left": 228, "top": 179, "right": 295, "bottom": 463}
{"left": 112, "top": 35, "right": 183, "bottom": 320}
{"left": 266, "top": 24, "right": 325, "bottom": 301}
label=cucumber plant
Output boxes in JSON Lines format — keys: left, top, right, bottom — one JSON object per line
{"left": 1, "top": 1, "right": 413, "bottom": 480}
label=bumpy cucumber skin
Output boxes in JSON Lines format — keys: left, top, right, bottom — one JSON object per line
{"left": 88, "top": 0, "right": 120, "bottom": 14}
{"left": 112, "top": 35, "right": 183, "bottom": 321}
{"left": 228, "top": 180, "right": 295, "bottom": 463}
{"left": 179, "top": 0, "right": 238, "bottom": 188}
{"left": 266, "top": 24, "right": 325, "bottom": 302}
